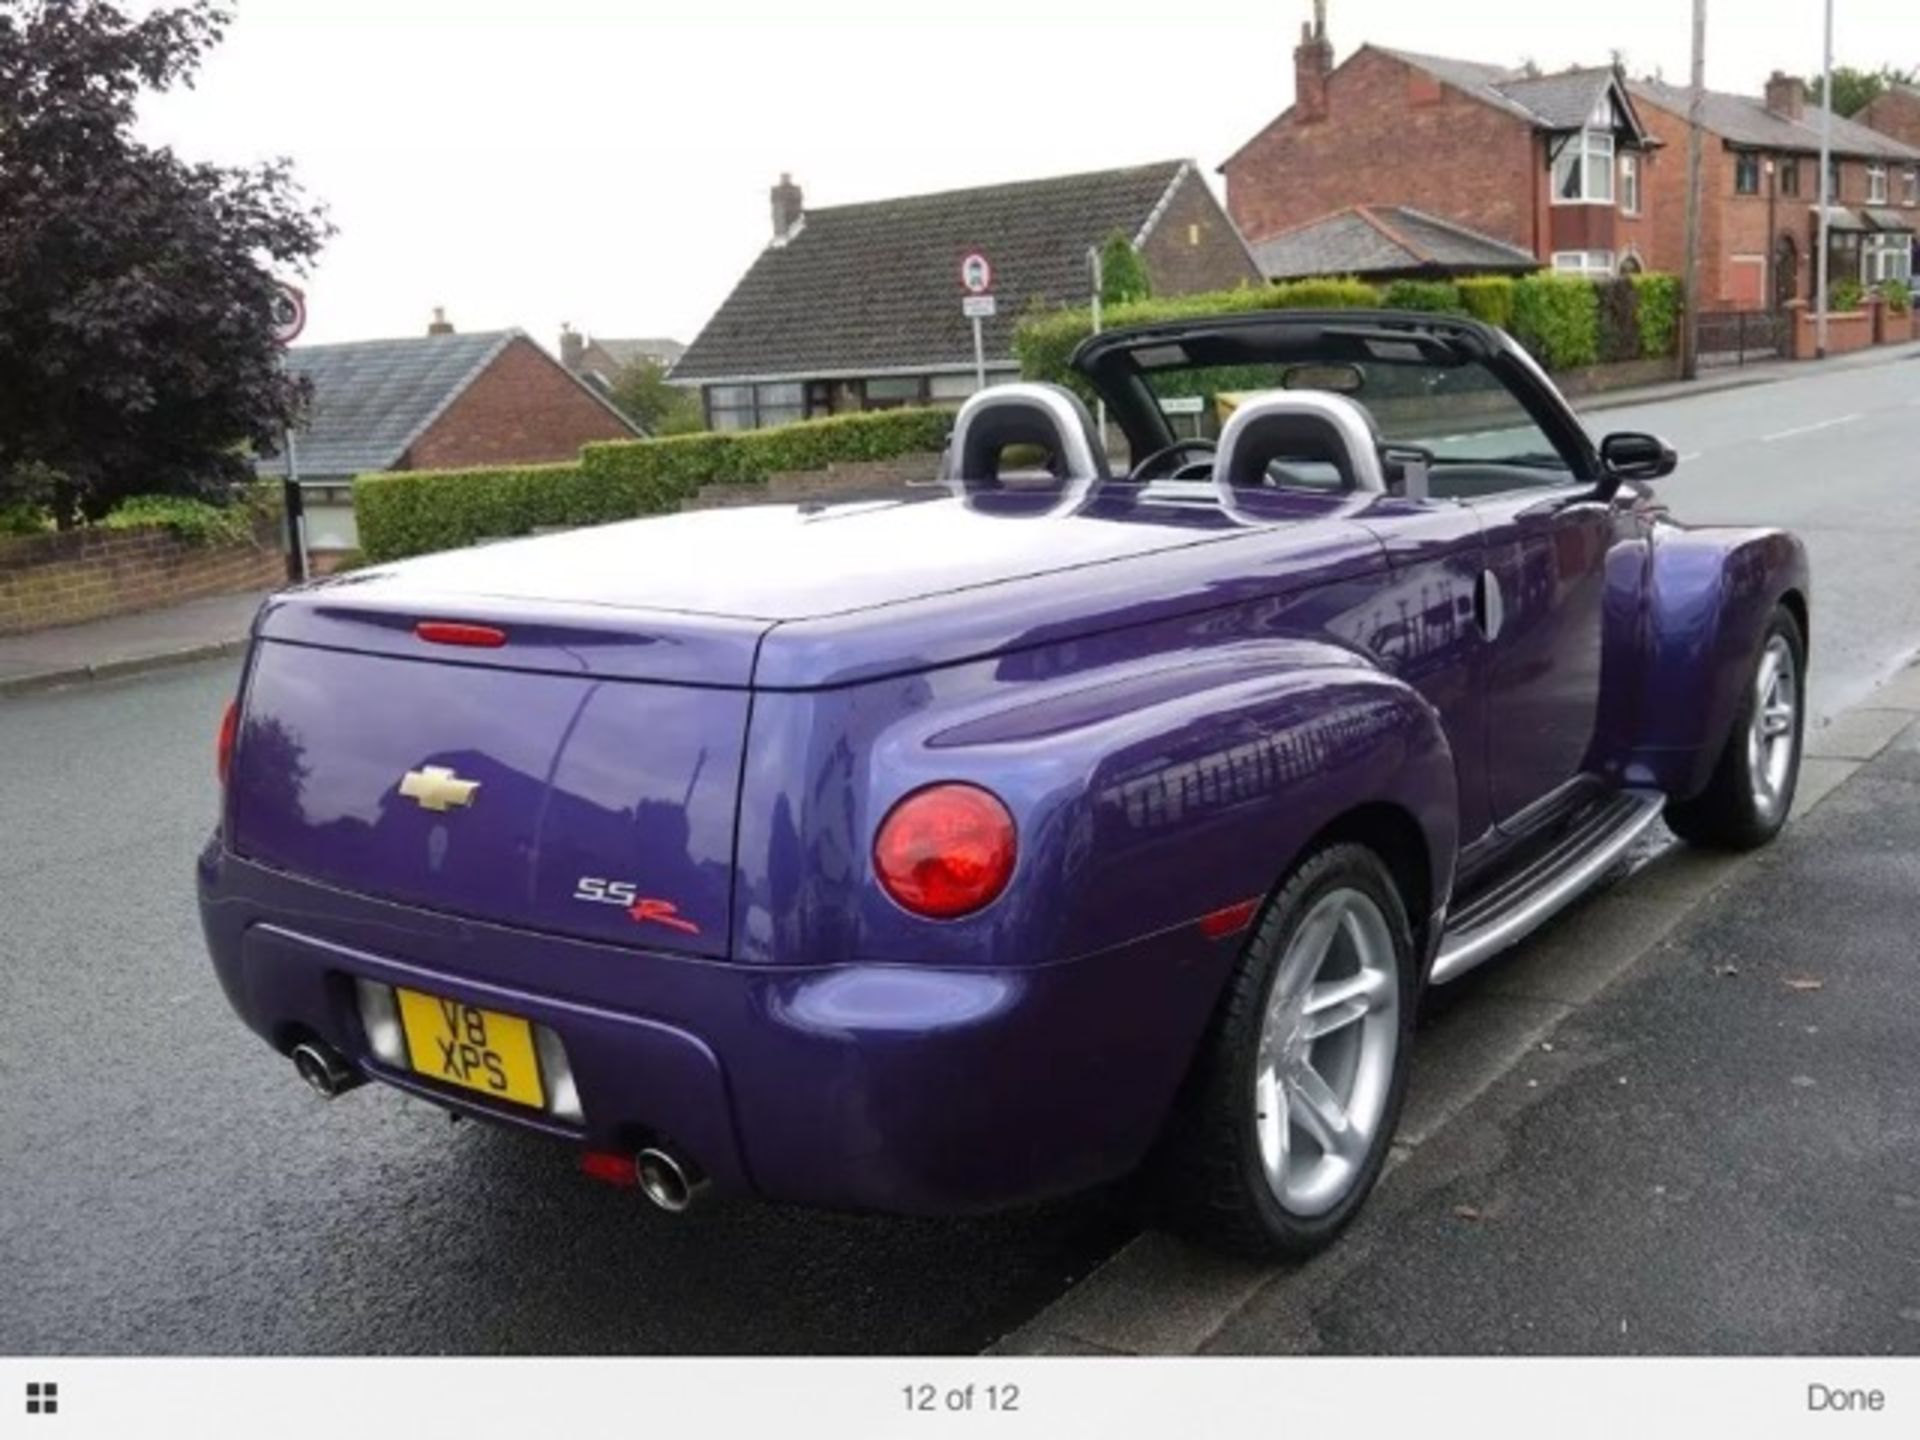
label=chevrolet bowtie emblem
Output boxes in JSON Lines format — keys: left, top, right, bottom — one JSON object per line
{"left": 399, "top": 765, "right": 480, "bottom": 813}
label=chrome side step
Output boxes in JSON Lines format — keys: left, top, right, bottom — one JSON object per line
{"left": 1431, "top": 789, "right": 1666, "bottom": 985}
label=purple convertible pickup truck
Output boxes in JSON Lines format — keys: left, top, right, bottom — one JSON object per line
{"left": 198, "top": 310, "right": 1809, "bottom": 1255}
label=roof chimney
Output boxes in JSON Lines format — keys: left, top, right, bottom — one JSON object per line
{"left": 559, "top": 323, "right": 585, "bottom": 371}
{"left": 1765, "top": 70, "right": 1807, "bottom": 122}
{"left": 1294, "top": 0, "right": 1334, "bottom": 123}
{"left": 771, "top": 172, "right": 804, "bottom": 243}
{"left": 427, "top": 306, "right": 454, "bottom": 336}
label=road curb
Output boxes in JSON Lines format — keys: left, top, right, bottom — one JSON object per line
{"left": 0, "top": 637, "right": 248, "bottom": 699}
{"left": 1576, "top": 340, "right": 1920, "bottom": 416}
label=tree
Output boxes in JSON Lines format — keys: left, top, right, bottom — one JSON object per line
{"left": 0, "top": 0, "right": 330, "bottom": 525}
{"left": 1097, "top": 232, "right": 1151, "bottom": 307}
{"left": 1808, "top": 64, "right": 1918, "bottom": 117}
{"left": 607, "top": 360, "right": 705, "bottom": 436}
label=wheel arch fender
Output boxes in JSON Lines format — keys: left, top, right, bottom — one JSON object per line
{"left": 1629, "top": 523, "right": 1810, "bottom": 798}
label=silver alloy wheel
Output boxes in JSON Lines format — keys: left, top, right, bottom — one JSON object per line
{"left": 1747, "top": 634, "right": 1798, "bottom": 819}
{"left": 1253, "top": 887, "right": 1400, "bottom": 1217}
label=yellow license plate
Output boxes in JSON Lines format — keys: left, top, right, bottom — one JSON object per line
{"left": 396, "top": 988, "right": 545, "bottom": 1110}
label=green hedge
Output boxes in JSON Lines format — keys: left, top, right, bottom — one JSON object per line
{"left": 355, "top": 407, "right": 955, "bottom": 563}
{"left": 1379, "top": 279, "right": 1466, "bottom": 314}
{"left": 1015, "top": 277, "right": 1385, "bottom": 395}
{"left": 1509, "top": 274, "right": 1601, "bottom": 370}
{"left": 1630, "top": 273, "right": 1683, "bottom": 358}
{"left": 1016, "top": 270, "right": 1683, "bottom": 388}
{"left": 1455, "top": 276, "right": 1516, "bottom": 332}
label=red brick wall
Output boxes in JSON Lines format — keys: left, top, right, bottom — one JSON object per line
{"left": 1858, "top": 90, "right": 1920, "bottom": 150}
{"left": 403, "top": 335, "right": 636, "bottom": 472}
{"left": 1224, "top": 47, "right": 1541, "bottom": 251}
{"left": 1139, "top": 170, "right": 1263, "bottom": 295}
{"left": 0, "top": 524, "right": 282, "bottom": 637}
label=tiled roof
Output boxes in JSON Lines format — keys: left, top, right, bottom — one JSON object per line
{"left": 255, "top": 330, "right": 637, "bottom": 480}
{"left": 1629, "top": 78, "right": 1920, "bottom": 161}
{"left": 257, "top": 331, "right": 513, "bottom": 480}
{"left": 673, "top": 161, "right": 1200, "bottom": 382}
{"left": 1251, "top": 205, "right": 1538, "bottom": 280}
{"left": 1378, "top": 48, "right": 1638, "bottom": 136}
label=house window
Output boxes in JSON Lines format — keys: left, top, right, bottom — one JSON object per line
{"left": 1864, "top": 234, "right": 1913, "bottom": 286}
{"left": 1621, "top": 154, "right": 1641, "bottom": 215}
{"left": 1868, "top": 165, "right": 1890, "bottom": 204}
{"left": 707, "top": 384, "right": 756, "bottom": 431}
{"left": 1734, "top": 152, "right": 1762, "bottom": 195}
{"left": 1905, "top": 168, "right": 1920, "bottom": 206}
{"left": 1826, "top": 157, "right": 1844, "bottom": 200}
{"left": 928, "top": 373, "right": 981, "bottom": 405}
{"left": 706, "top": 380, "right": 804, "bottom": 430}
{"left": 1780, "top": 159, "right": 1801, "bottom": 197}
{"left": 1552, "top": 250, "right": 1617, "bottom": 277}
{"left": 1552, "top": 129, "right": 1616, "bottom": 205}
{"left": 862, "top": 376, "right": 926, "bottom": 410}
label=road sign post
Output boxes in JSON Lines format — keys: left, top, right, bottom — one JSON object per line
{"left": 270, "top": 283, "right": 310, "bottom": 582}
{"left": 960, "top": 252, "right": 994, "bottom": 393}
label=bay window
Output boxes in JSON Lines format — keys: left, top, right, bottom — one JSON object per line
{"left": 1552, "top": 250, "right": 1617, "bottom": 277}
{"left": 1552, "top": 129, "right": 1615, "bottom": 205}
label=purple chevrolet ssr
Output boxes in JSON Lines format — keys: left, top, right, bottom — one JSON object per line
{"left": 198, "top": 311, "right": 1809, "bottom": 1255}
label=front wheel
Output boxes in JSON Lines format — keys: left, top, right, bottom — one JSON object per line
{"left": 1154, "top": 843, "right": 1417, "bottom": 1258}
{"left": 1667, "top": 605, "right": 1806, "bottom": 851}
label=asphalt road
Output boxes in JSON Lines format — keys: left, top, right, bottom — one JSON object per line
{"left": 1591, "top": 351, "right": 1920, "bottom": 721}
{"left": 1, "top": 353, "right": 1915, "bottom": 1356}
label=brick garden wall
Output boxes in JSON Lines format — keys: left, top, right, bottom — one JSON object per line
{"left": 0, "top": 523, "right": 283, "bottom": 637}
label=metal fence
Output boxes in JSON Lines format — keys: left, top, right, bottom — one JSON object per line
{"left": 1696, "top": 310, "right": 1789, "bottom": 368}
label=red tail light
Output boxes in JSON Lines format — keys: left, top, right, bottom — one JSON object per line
{"left": 217, "top": 699, "right": 239, "bottom": 784}
{"left": 415, "top": 621, "right": 507, "bottom": 648}
{"left": 873, "top": 783, "right": 1017, "bottom": 920}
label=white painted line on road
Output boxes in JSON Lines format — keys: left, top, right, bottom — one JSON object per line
{"left": 1762, "top": 413, "right": 1862, "bottom": 442}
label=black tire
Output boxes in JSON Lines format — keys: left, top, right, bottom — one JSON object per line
{"left": 1667, "top": 604, "right": 1806, "bottom": 852}
{"left": 1152, "top": 842, "right": 1419, "bottom": 1259}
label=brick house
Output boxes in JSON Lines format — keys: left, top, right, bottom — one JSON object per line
{"left": 1223, "top": 13, "right": 1657, "bottom": 284}
{"left": 256, "top": 321, "right": 640, "bottom": 555}
{"left": 1222, "top": 8, "right": 1920, "bottom": 311}
{"left": 1628, "top": 74, "right": 1918, "bottom": 309}
{"left": 672, "top": 162, "right": 1261, "bottom": 429}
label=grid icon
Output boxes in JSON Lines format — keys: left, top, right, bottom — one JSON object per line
{"left": 26, "top": 1381, "right": 59, "bottom": 1416}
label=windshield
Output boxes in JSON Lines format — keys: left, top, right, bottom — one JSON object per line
{"left": 1139, "top": 348, "right": 1571, "bottom": 472}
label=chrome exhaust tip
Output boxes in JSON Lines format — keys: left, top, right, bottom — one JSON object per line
{"left": 291, "top": 1041, "right": 361, "bottom": 1099}
{"left": 634, "top": 1146, "right": 709, "bottom": 1213}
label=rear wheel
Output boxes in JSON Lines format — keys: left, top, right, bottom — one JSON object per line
{"left": 1155, "top": 842, "right": 1417, "bottom": 1258}
{"left": 1667, "top": 605, "right": 1805, "bottom": 851}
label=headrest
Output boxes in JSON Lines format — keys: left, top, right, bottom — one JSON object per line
{"left": 945, "top": 382, "right": 1109, "bottom": 490}
{"left": 1214, "top": 390, "right": 1386, "bottom": 495}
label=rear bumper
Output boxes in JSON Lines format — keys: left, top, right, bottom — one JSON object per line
{"left": 197, "top": 840, "right": 1233, "bottom": 1216}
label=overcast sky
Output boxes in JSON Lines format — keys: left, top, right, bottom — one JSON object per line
{"left": 138, "top": 0, "right": 1917, "bottom": 349}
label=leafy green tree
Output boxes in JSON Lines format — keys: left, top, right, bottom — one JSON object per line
{"left": 0, "top": 0, "right": 330, "bottom": 525}
{"left": 608, "top": 360, "right": 706, "bottom": 436}
{"left": 1808, "top": 64, "right": 1917, "bottom": 117}
{"left": 1098, "top": 232, "right": 1151, "bottom": 307}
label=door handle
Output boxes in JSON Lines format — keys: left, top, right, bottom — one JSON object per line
{"left": 1475, "top": 569, "right": 1506, "bottom": 642}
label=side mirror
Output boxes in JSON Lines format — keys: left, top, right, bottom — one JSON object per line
{"left": 1600, "top": 431, "right": 1678, "bottom": 486}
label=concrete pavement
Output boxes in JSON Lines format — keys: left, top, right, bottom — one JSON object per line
{"left": 0, "top": 589, "right": 267, "bottom": 696}
{"left": 994, "top": 660, "right": 1920, "bottom": 1356}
